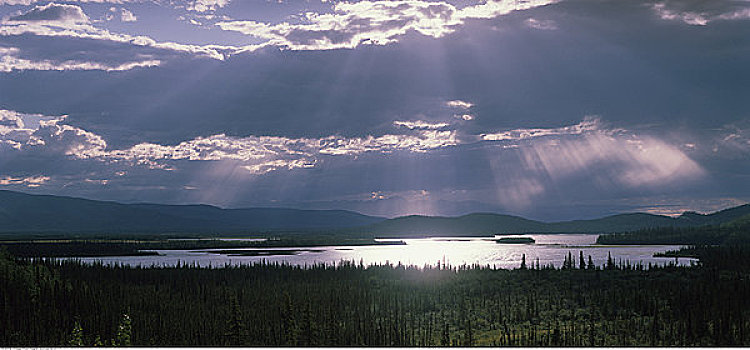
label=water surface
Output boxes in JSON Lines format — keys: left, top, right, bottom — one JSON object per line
{"left": 73, "top": 234, "right": 695, "bottom": 269}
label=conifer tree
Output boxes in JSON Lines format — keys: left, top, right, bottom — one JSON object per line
{"left": 579, "top": 251, "right": 586, "bottom": 270}
{"left": 68, "top": 320, "right": 84, "bottom": 346}
{"left": 568, "top": 252, "right": 574, "bottom": 269}
{"left": 282, "top": 292, "right": 298, "bottom": 345}
{"left": 224, "top": 294, "right": 245, "bottom": 345}
{"left": 441, "top": 322, "right": 450, "bottom": 346}
{"left": 115, "top": 314, "right": 132, "bottom": 346}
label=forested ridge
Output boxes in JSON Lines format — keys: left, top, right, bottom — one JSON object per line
{"left": 0, "top": 238, "right": 403, "bottom": 258}
{"left": 597, "top": 213, "right": 750, "bottom": 246}
{"left": 2, "top": 248, "right": 750, "bottom": 346}
{"left": 2, "top": 190, "right": 748, "bottom": 237}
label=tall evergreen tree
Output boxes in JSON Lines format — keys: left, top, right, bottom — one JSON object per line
{"left": 224, "top": 294, "right": 245, "bottom": 345}
{"left": 68, "top": 320, "right": 84, "bottom": 346}
{"left": 441, "top": 322, "right": 450, "bottom": 346}
{"left": 114, "top": 314, "right": 132, "bottom": 346}
{"left": 579, "top": 251, "right": 586, "bottom": 270}
{"left": 606, "top": 252, "right": 615, "bottom": 270}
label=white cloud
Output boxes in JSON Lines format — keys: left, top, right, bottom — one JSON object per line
{"left": 0, "top": 0, "right": 142, "bottom": 4}
{"left": 446, "top": 99, "right": 473, "bottom": 109}
{"left": 0, "top": 46, "right": 159, "bottom": 71}
{"left": 242, "top": 159, "right": 315, "bottom": 175}
{"left": 718, "top": 7, "right": 750, "bottom": 20}
{"left": 0, "top": 175, "right": 50, "bottom": 187}
{"left": 0, "top": 109, "right": 706, "bottom": 191}
{"left": 652, "top": 2, "right": 708, "bottom": 25}
{"left": 317, "top": 130, "right": 458, "bottom": 155}
{"left": 100, "top": 129, "right": 458, "bottom": 172}
{"left": 216, "top": 0, "right": 558, "bottom": 50}
{"left": 524, "top": 17, "right": 557, "bottom": 30}
{"left": 8, "top": 2, "right": 90, "bottom": 24}
{"left": 187, "top": 0, "right": 230, "bottom": 12}
{"left": 393, "top": 120, "right": 450, "bottom": 130}
{"left": 121, "top": 9, "right": 137, "bottom": 22}
{"left": 480, "top": 116, "right": 603, "bottom": 141}
{"left": 0, "top": 110, "right": 107, "bottom": 158}
{"left": 0, "top": 22, "right": 246, "bottom": 60}
{"left": 652, "top": 1, "right": 750, "bottom": 26}
{"left": 106, "top": 7, "right": 137, "bottom": 22}
{"left": 1, "top": 4, "right": 264, "bottom": 61}
{"left": 0, "top": 109, "right": 459, "bottom": 175}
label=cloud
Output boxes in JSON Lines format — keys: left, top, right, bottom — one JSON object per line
{"left": 0, "top": 23, "right": 245, "bottom": 60}
{"left": 2, "top": 107, "right": 704, "bottom": 192}
{"left": 0, "top": 109, "right": 459, "bottom": 175}
{"left": 0, "top": 109, "right": 106, "bottom": 155}
{"left": 316, "top": 130, "right": 458, "bottom": 155}
{"left": 106, "top": 7, "right": 137, "bottom": 22}
{"left": 0, "top": 0, "right": 141, "bottom": 4}
{"left": 187, "top": 0, "right": 230, "bottom": 13}
{"left": 446, "top": 100, "right": 472, "bottom": 109}
{"left": 100, "top": 130, "right": 459, "bottom": 172}
{"left": 1, "top": 4, "right": 263, "bottom": 62}
{"left": 216, "top": 0, "right": 558, "bottom": 50}
{"left": 524, "top": 17, "right": 557, "bottom": 30}
{"left": 472, "top": 117, "right": 707, "bottom": 209}
{"left": 0, "top": 107, "right": 722, "bottom": 219}
{"left": 711, "top": 122, "right": 750, "bottom": 157}
{"left": 0, "top": 175, "right": 50, "bottom": 187}
{"left": 480, "top": 116, "right": 604, "bottom": 141}
{"left": 0, "top": 46, "right": 159, "bottom": 71}
{"left": 516, "top": 131, "right": 704, "bottom": 188}
{"left": 393, "top": 120, "right": 450, "bottom": 130}
{"left": 494, "top": 119, "right": 706, "bottom": 189}
{"left": 8, "top": 2, "right": 90, "bottom": 24}
{"left": 652, "top": 1, "right": 750, "bottom": 26}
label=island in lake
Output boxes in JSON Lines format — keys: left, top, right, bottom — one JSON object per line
{"left": 495, "top": 237, "right": 535, "bottom": 244}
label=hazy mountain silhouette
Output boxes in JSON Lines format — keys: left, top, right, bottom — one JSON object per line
{"left": 0, "top": 190, "right": 383, "bottom": 234}
{"left": 350, "top": 206, "right": 750, "bottom": 237}
{"left": 0, "top": 190, "right": 747, "bottom": 236}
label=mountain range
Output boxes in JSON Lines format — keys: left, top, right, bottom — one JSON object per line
{"left": 350, "top": 206, "right": 750, "bottom": 237}
{"left": 0, "top": 190, "right": 382, "bottom": 234}
{"left": 0, "top": 190, "right": 748, "bottom": 237}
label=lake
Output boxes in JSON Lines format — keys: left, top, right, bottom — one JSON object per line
{"left": 72, "top": 234, "right": 696, "bottom": 269}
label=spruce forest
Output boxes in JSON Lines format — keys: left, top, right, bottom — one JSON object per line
{"left": 2, "top": 246, "right": 750, "bottom": 346}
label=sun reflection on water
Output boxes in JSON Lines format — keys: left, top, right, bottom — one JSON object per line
{"left": 74, "top": 234, "right": 696, "bottom": 269}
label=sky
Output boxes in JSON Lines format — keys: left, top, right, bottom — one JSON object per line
{"left": 0, "top": 0, "right": 748, "bottom": 221}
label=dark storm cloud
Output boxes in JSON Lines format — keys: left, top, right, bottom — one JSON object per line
{"left": 0, "top": 0, "right": 748, "bottom": 219}
{"left": 0, "top": 33, "right": 183, "bottom": 71}
{"left": 2, "top": 0, "right": 747, "bottom": 144}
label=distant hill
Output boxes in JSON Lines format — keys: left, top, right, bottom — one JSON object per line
{"left": 597, "top": 212, "right": 750, "bottom": 246}
{"left": 350, "top": 206, "right": 750, "bottom": 237}
{"left": 0, "top": 190, "right": 384, "bottom": 234}
{"left": 347, "top": 213, "right": 547, "bottom": 237}
{"left": 549, "top": 213, "right": 678, "bottom": 233}
{"left": 0, "top": 190, "right": 747, "bottom": 238}
{"left": 675, "top": 204, "right": 750, "bottom": 226}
